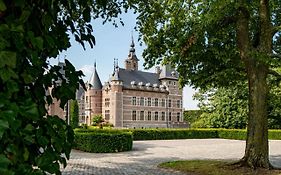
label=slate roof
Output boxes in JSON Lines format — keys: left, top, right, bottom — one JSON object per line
{"left": 88, "top": 64, "right": 102, "bottom": 89}
{"left": 117, "top": 68, "right": 161, "bottom": 88}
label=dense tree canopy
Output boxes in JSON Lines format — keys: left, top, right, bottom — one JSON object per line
{"left": 0, "top": 0, "right": 130, "bottom": 174}
{"left": 192, "top": 79, "right": 281, "bottom": 129}
{"left": 132, "top": 0, "right": 281, "bottom": 169}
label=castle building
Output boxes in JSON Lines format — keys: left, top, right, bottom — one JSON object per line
{"left": 84, "top": 38, "right": 185, "bottom": 128}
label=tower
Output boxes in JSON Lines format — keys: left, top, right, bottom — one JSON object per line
{"left": 125, "top": 36, "right": 139, "bottom": 71}
{"left": 85, "top": 62, "right": 102, "bottom": 125}
{"left": 110, "top": 61, "right": 123, "bottom": 127}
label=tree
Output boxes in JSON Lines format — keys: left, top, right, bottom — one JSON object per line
{"left": 192, "top": 83, "right": 248, "bottom": 129}
{"left": 70, "top": 100, "right": 79, "bottom": 129}
{"left": 133, "top": 0, "right": 281, "bottom": 169}
{"left": 92, "top": 114, "right": 104, "bottom": 126}
{"left": 193, "top": 80, "right": 281, "bottom": 129}
{"left": 0, "top": 0, "right": 128, "bottom": 174}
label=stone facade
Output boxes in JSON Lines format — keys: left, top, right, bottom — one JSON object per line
{"left": 48, "top": 39, "right": 186, "bottom": 128}
{"left": 84, "top": 38, "right": 185, "bottom": 128}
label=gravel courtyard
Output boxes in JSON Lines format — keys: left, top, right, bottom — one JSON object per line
{"left": 62, "top": 139, "right": 281, "bottom": 175}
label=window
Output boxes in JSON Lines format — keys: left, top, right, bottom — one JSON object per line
{"left": 140, "top": 97, "right": 144, "bottom": 106}
{"left": 105, "top": 110, "right": 110, "bottom": 120}
{"left": 86, "top": 96, "right": 88, "bottom": 103}
{"left": 105, "top": 98, "right": 110, "bottom": 107}
{"left": 154, "top": 98, "right": 158, "bottom": 107}
{"left": 147, "top": 97, "right": 151, "bottom": 106}
{"left": 147, "top": 111, "right": 151, "bottom": 120}
{"left": 132, "top": 97, "right": 136, "bottom": 105}
{"left": 140, "top": 111, "right": 144, "bottom": 120}
{"left": 161, "top": 112, "right": 165, "bottom": 121}
{"left": 169, "top": 81, "right": 171, "bottom": 85}
{"left": 168, "top": 99, "right": 172, "bottom": 107}
{"left": 169, "top": 112, "right": 172, "bottom": 121}
{"left": 177, "top": 100, "right": 180, "bottom": 108}
{"left": 161, "top": 99, "right": 165, "bottom": 107}
{"left": 177, "top": 112, "right": 180, "bottom": 122}
{"left": 174, "top": 82, "right": 176, "bottom": 86}
{"left": 137, "top": 97, "right": 140, "bottom": 105}
{"left": 132, "top": 110, "right": 137, "bottom": 120}
{"left": 155, "top": 112, "right": 158, "bottom": 121}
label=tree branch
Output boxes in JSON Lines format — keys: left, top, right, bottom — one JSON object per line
{"left": 272, "top": 25, "right": 281, "bottom": 36}
{"left": 270, "top": 53, "right": 281, "bottom": 60}
{"left": 269, "top": 69, "right": 281, "bottom": 81}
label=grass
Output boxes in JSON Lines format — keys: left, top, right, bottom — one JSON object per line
{"left": 159, "top": 160, "right": 281, "bottom": 175}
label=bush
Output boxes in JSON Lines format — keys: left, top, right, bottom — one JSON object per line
{"left": 268, "top": 130, "right": 281, "bottom": 140}
{"left": 129, "top": 129, "right": 218, "bottom": 140}
{"left": 217, "top": 129, "right": 247, "bottom": 140}
{"left": 74, "top": 130, "right": 133, "bottom": 153}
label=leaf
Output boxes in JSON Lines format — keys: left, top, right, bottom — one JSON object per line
{"left": 83, "top": 7, "right": 91, "bottom": 22}
{"left": 0, "top": 119, "right": 8, "bottom": 139}
{"left": 0, "top": 154, "right": 10, "bottom": 168}
{"left": 34, "top": 37, "right": 44, "bottom": 50}
{"left": 0, "top": 51, "right": 17, "bottom": 68}
{"left": 0, "top": 0, "right": 6, "bottom": 12}
{"left": 19, "top": 10, "right": 31, "bottom": 23}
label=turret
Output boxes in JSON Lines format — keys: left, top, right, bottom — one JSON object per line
{"left": 85, "top": 62, "right": 102, "bottom": 125}
{"left": 125, "top": 35, "right": 139, "bottom": 71}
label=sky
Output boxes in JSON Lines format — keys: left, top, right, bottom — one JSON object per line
{"left": 51, "top": 11, "right": 199, "bottom": 110}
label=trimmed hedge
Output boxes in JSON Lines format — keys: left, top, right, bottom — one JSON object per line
{"left": 74, "top": 131, "right": 133, "bottom": 153}
{"left": 74, "top": 128, "right": 281, "bottom": 153}
{"left": 217, "top": 129, "right": 247, "bottom": 140}
{"left": 129, "top": 129, "right": 218, "bottom": 140}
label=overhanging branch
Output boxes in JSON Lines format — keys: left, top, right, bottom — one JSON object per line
{"left": 270, "top": 53, "right": 281, "bottom": 60}
{"left": 272, "top": 25, "right": 281, "bottom": 36}
{"left": 269, "top": 69, "right": 281, "bottom": 82}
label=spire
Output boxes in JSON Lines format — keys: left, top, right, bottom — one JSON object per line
{"left": 88, "top": 62, "right": 102, "bottom": 89}
{"left": 128, "top": 34, "right": 138, "bottom": 61}
{"left": 129, "top": 33, "right": 135, "bottom": 53}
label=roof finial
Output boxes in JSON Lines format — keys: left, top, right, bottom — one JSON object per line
{"left": 130, "top": 31, "right": 135, "bottom": 48}
{"left": 94, "top": 59, "right": 96, "bottom": 68}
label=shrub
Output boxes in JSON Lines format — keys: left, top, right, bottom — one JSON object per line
{"left": 74, "top": 130, "right": 133, "bottom": 153}
{"left": 217, "top": 129, "right": 247, "bottom": 140}
{"left": 268, "top": 130, "right": 281, "bottom": 140}
{"left": 128, "top": 129, "right": 218, "bottom": 140}
{"left": 92, "top": 115, "right": 104, "bottom": 126}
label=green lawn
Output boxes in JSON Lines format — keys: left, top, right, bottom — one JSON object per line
{"left": 159, "top": 160, "right": 281, "bottom": 175}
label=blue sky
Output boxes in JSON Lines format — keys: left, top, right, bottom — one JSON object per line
{"left": 51, "top": 12, "right": 199, "bottom": 110}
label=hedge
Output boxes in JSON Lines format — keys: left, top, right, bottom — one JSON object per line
{"left": 74, "top": 129, "right": 281, "bottom": 153}
{"left": 128, "top": 129, "right": 218, "bottom": 140}
{"left": 74, "top": 131, "right": 133, "bottom": 153}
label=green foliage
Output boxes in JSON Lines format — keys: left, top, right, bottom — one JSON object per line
{"left": 75, "top": 128, "right": 281, "bottom": 141}
{"left": 0, "top": 0, "right": 130, "bottom": 174}
{"left": 74, "top": 130, "right": 133, "bottom": 153}
{"left": 183, "top": 110, "right": 202, "bottom": 125}
{"left": 70, "top": 100, "right": 79, "bottom": 129}
{"left": 132, "top": 1, "right": 281, "bottom": 167}
{"left": 193, "top": 83, "right": 248, "bottom": 129}
{"left": 192, "top": 81, "right": 281, "bottom": 129}
{"left": 92, "top": 114, "right": 104, "bottom": 126}
{"left": 130, "top": 129, "right": 217, "bottom": 140}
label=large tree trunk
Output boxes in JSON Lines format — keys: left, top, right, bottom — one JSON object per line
{"left": 240, "top": 61, "right": 272, "bottom": 169}
{"left": 236, "top": 0, "right": 273, "bottom": 169}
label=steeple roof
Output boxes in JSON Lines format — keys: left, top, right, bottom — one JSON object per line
{"left": 127, "top": 35, "right": 139, "bottom": 61}
{"left": 88, "top": 62, "right": 102, "bottom": 89}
